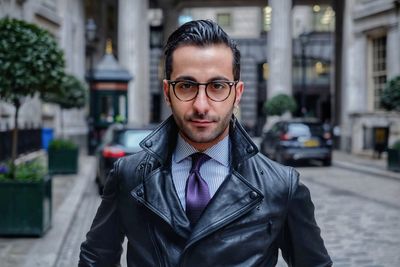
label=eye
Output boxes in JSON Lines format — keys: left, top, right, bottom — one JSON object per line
{"left": 177, "top": 81, "right": 196, "bottom": 90}
{"left": 210, "top": 82, "right": 227, "bottom": 90}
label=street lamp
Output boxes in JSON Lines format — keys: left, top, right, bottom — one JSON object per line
{"left": 85, "top": 18, "right": 97, "bottom": 155}
{"left": 85, "top": 18, "right": 97, "bottom": 43}
{"left": 299, "top": 32, "right": 309, "bottom": 117}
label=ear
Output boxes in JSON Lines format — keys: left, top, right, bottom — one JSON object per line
{"left": 234, "top": 81, "right": 244, "bottom": 107}
{"left": 163, "top": 79, "right": 171, "bottom": 106}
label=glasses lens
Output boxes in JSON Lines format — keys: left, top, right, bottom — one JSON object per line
{"left": 174, "top": 81, "right": 198, "bottom": 101}
{"left": 207, "top": 81, "right": 231, "bottom": 101}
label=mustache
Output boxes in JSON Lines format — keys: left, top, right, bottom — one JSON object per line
{"left": 186, "top": 112, "right": 218, "bottom": 122}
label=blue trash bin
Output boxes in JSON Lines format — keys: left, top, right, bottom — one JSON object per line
{"left": 42, "top": 128, "right": 54, "bottom": 150}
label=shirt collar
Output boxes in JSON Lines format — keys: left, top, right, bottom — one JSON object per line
{"left": 174, "top": 133, "right": 230, "bottom": 167}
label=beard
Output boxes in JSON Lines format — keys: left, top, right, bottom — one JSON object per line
{"left": 170, "top": 105, "right": 234, "bottom": 146}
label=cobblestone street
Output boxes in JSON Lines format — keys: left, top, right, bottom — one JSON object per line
{"left": 296, "top": 165, "right": 400, "bottom": 266}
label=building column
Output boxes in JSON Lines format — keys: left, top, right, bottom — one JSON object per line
{"left": 340, "top": 0, "right": 369, "bottom": 152}
{"left": 387, "top": 25, "right": 400, "bottom": 79}
{"left": 118, "top": 0, "right": 150, "bottom": 125}
{"left": 267, "top": 0, "right": 292, "bottom": 98}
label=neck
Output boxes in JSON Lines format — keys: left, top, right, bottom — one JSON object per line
{"left": 179, "top": 126, "right": 230, "bottom": 152}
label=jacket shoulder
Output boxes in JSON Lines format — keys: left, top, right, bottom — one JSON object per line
{"left": 244, "top": 153, "right": 300, "bottom": 196}
{"left": 114, "top": 150, "right": 151, "bottom": 189}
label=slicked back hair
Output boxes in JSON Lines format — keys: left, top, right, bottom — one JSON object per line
{"left": 164, "top": 20, "right": 241, "bottom": 81}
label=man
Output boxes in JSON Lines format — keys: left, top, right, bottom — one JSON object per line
{"left": 79, "top": 20, "right": 332, "bottom": 267}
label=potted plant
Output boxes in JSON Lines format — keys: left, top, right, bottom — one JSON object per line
{"left": 387, "top": 140, "right": 400, "bottom": 172}
{"left": 263, "top": 94, "right": 297, "bottom": 132}
{"left": 42, "top": 74, "right": 87, "bottom": 174}
{"left": 264, "top": 93, "right": 297, "bottom": 117}
{"left": 0, "top": 158, "right": 52, "bottom": 236}
{"left": 380, "top": 76, "right": 400, "bottom": 171}
{"left": 0, "top": 18, "right": 65, "bottom": 236}
{"left": 48, "top": 139, "right": 79, "bottom": 174}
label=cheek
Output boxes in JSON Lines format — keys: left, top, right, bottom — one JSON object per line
{"left": 170, "top": 100, "right": 191, "bottom": 115}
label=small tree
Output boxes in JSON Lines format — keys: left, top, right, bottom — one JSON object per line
{"left": 0, "top": 18, "right": 65, "bottom": 177}
{"left": 42, "top": 74, "right": 88, "bottom": 137}
{"left": 381, "top": 76, "right": 400, "bottom": 112}
{"left": 264, "top": 94, "right": 297, "bottom": 116}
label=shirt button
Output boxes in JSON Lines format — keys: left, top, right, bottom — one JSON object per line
{"left": 249, "top": 191, "right": 258, "bottom": 199}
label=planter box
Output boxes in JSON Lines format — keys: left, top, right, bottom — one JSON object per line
{"left": 48, "top": 147, "right": 78, "bottom": 174}
{"left": 0, "top": 175, "right": 52, "bottom": 236}
{"left": 387, "top": 149, "right": 400, "bottom": 172}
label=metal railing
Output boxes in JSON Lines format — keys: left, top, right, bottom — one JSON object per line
{"left": 0, "top": 128, "right": 42, "bottom": 162}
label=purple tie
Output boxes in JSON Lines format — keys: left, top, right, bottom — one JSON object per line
{"left": 185, "top": 153, "right": 211, "bottom": 225}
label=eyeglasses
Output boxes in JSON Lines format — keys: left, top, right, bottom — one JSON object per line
{"left": 167, "top": 80, "right": 238, "bottom": 102}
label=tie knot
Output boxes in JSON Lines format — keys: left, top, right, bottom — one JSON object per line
{"left": 190, "top": 153, "right": 210, "bottom": 173}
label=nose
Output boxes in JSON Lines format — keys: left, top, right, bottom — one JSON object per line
{"left": 192, "top": 85, "right": 210, "bottom": 113}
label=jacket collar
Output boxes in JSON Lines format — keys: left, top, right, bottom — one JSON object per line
{"left": 135, "top": 115, "right": 262, "bottom": 245}
{"left": 139, "top": 115, "right": 259, "bottom": 169}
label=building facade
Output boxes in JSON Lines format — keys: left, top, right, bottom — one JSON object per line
{"left": 2, "top": 0, "right": 399, "bottom": 156}
{"left": 340, "top": 0, "right": 400, "bottom": 153}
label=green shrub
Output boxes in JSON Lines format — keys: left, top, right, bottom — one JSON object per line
{"left": 42, "top": 74, "right": 87, "bottom": 109}
{"left": 0, "top": 160, "right": 46, "bottom": 181}
{"left": 264, "top": 94, "right": 297, "bottom": 116}
{"left": 391, "top": 140, "right": 400, "bottom": 151}
{"left": 381, "top": 76, "right": 400, "bottom": 112}
{"left": 49, "top": 139, "right": 77, "bottom": 150}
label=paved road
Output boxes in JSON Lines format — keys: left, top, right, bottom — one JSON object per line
{"left": 295, "top": 164, "right": 400, "bottom": 266}
{"left": 57, "top": 163, "right": 400, "bottom": 267}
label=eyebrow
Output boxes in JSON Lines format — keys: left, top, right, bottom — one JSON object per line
{"left": 173, "top": 75, "right": 232, "bottom": 82}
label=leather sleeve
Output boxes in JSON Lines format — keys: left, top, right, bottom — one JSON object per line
{"left": 79, "top": 159, "right": 125, "bottom": 267}
{"left": 280, "top": 168, "right": 333, "bottom": 267}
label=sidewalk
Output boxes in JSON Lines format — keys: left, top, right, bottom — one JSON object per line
{"left": 332, "top": 150, "right": 400, "bottom": 181}
{"left": 0, "top": 153, "right": 96, "bottom": 267}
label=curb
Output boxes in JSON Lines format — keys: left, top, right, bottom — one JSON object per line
{"left": 22, "top": 156, "right": 95, "bottom": 267}
{"left": 333, "top": 159, "right": 400, "bottom": 181}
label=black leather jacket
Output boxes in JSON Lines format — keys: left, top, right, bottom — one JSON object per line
{"left": 79, "top": 116, "right": 332, "bottom": 267}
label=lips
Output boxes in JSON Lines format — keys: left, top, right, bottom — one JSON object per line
{"left": 190, "top": 120, "right": 213, "bottom": 127}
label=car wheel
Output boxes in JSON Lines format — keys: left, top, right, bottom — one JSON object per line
{"left": 322, "top": 158, "right": 332, "bottom": 166}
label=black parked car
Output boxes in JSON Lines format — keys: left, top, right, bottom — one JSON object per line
{"left": 260, "top": 119, "right": 332, "bottom": 166}
{"left": 95, "top": 123, "right": 153, "bottom": 194}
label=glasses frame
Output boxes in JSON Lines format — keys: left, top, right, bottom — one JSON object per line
{"left": 167, "top": 80, "right": 238, "bottom": 102}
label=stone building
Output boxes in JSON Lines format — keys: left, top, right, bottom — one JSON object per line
{"left": 339, "top": 0, "right": 400, "bottom": 154}
{"left": 1, "top": 0, "right": 399, "bottom": 155}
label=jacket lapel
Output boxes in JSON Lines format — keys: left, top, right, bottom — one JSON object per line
{"left": 184, "top": 170, "right": 264, "bottom": 250}
{"left": 131, "top": 168, "right": 192, "bottom": 239}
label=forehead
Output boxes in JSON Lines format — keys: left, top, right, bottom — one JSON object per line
{"left": 171, "top": 44, "right": 234, "bottom": 79}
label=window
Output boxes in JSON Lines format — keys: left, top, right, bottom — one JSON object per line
{"left": 371, "top": 35, "right": 387, "bottom": 110}
{"left": 312, "top": 5, "right": 335, "bottom": 32}
{"left": 217, "top": 13, "right": 231, "bottom": 28}
{"left": 99, "top": 95, "right": 114, "bottom": 123}
{"left": 262, "top": 6, "right": 272, "bottom": 32}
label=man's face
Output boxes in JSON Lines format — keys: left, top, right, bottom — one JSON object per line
{"left": 163, "top": 44, "right": 244, "bottom": 151}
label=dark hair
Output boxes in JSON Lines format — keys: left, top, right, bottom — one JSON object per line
{"left": 164, "top": 19, "right": 241, "bottom": 80}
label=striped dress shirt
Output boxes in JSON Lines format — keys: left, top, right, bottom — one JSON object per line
{"left": 171, "top": 134, "right": 231, "bottom": 211}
